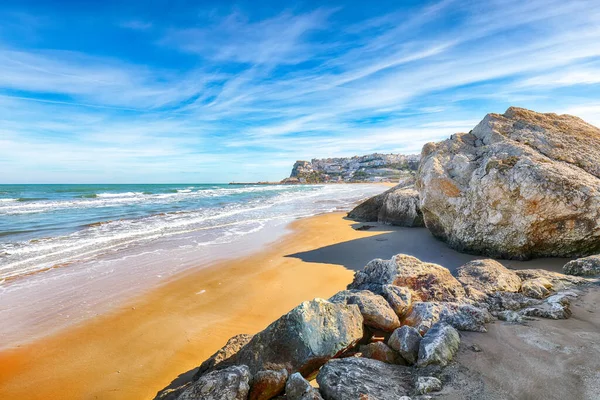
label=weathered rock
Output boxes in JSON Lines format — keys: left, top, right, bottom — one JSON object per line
{"left": 417, "top": 323, "right": 460, "bottom": 367}
{"left": 388, "top": 325, "right": 422, "bottom": 364}
{"left": 457, "top": 259, "right": 521, "bottom": 300}
{"left": 520, "top": 278, "right": 552, "bottom": 299}
{"left": 316, "top": 357, "right": 414, "bottom": 399}
{"left": 497, "top": 310, "right": 524, "bottom": 323}
{"left": 234, "top": 298, "right": 364, "bottom": 378}
{"left": 515, "top": 269, "right": 589, "bottom": 291}
{"left": 563, "top": 255, "right": 600, "bottom": 276}
{"left": 347, "top": 191, "right": 387, "bottom": 221}
{"left": 381, "top": 284, "right": 412, "bottom": 318}
{"left": 403, "top": 302, "right": 492, "bottom": 334}
{"left": 378, "top": 186, "right": 424, "bottom": 227}
{"left": 248, "top": 369, "right": 288, "bottom": 400}
{"left": 285, "top": 373, "right": 323, "bottom": 400}
{"left": 520, "top": 293, "right": 573, "bottom": 319}
{"left": 329, "top": 290, "right": 400, "bottom": 332}
{"left": 416, "top": 376, "right": 443, "bottom": 394}
{"left": 359, "top": 342, "right": 401, "bottom": 364}
{"left": 484, "top": 291, "right": 541, "bottom": 312}
{"left": 349, "top": 254, "right": 466, "bottom": 302}
{"left": 177, "top": 365, "right": 251, "bottom": 400}
{"left": 417, "top": 107, "right": 600, "bottom": 260}
{"left": 193, "top": 334, "right": 253, "bottom": 379}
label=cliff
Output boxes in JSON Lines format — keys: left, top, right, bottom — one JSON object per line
{"left": 283, "top": 153, "right": 419, "bottom": 183}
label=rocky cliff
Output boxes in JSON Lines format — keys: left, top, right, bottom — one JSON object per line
{"left": 284, "top": 153, "right": 419, "bottom": 183}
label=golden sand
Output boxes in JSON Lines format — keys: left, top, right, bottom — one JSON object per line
{"left": 0, "top": 212, "right": 392, "bottom": 400}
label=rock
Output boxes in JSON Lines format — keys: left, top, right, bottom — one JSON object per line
{"left": 388, "top": 325, "right": 422, "bottom": 364}
{"left": 417, "top": 323, "right": 460, "bottom": 367}
{"left": 233, "top": 298, "right": 364, "bottom": 378}
{"left": 285, "top": 373, "right": 323, "bottom": 400}
{"left": 563, "top": 255, "right": 600, "bottom": 276}
{"left": 457, "top": 259, "right": 521, "bottom": 300}
{"left": 349, "top": 254, "right": 466, "bottom": 302}
{"left": 497, "top": 310, "right": 524, "bottom": 323}
{"left": 416, "top": 107, "right": 600, "bottom": 260}
{"left": 484, "top": 291, "right": 541, "bottom": 312}
{"left": 316, "top": 357, "right": 414, "bottom": 399}
{"left": 381, "top": 284, "right": 412, "bottom": 318}
{"left": 515, "top": 269, "right": 589, "bottom": 290}
{"left": 248, "top": 369, "right": 288, "bottom": 400}
{"left": 329, "top": 290, "right": 401, "bottom": 332}
{"left": 378, "top": 186, "right": 425, "bottom": 227}
{"left": 520, "top": 293, "right": 572, "bottom": 319}
{"left": 193, "top": 334, "right": 253, "bottom": 379}
{"left": 403, "top": 302, "right": 492, "bottom": 334}
{"left": 359, "top": 342, "right": 401, "bottom": 364}
{"left": 416, "top": 376, "right": 443, "bottom": 394}
{"left": 177, "top": 365, "right": 251, "bottom": 400}
{"left": 347, "top": 190, "right": 387, "bottom": 221}
{"left": 520, "top": 278, "right": 552, "bottom": 299}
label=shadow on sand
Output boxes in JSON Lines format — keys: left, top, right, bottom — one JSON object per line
{"left": 285, "top": 222, "right": 571, "bottom": 274}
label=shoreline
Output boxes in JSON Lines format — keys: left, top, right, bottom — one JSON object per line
{"left": 0, "top": 212, "right": 395, "bottom": 400}
{"left": 0, "top": 210, "right": 579, "bottom": 399}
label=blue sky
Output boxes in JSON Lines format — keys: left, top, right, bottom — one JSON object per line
{"left": 1, "top": 0, "right": 600, "bottom": 183}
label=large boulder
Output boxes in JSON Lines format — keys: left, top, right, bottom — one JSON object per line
{"left": 417, "top": 323, "right": 460, "bottom": 367}
{"left": 329, "top": 290, "right": 401, "bottom": 332}
{"left": 233, "top": 298, "right": 364, "bottom": 378}
{"left": 177, "top": 365, "right": 251, "bottom": 400}
{"left": 457, "top": 259, "right": 522, "bottom": 300}
{"left": 316, "top": 357, "right": 414, "bottom": 399}
{"left": 349, "top": 254, "right": 466, "bottom": 302}
{"left": 193, "top": 334, "right": 253, "bottom": 379}
{"left": 417, "top": 107, "right": 600, "bottom": 260}
{"left": 348, "top": 184, "right": 424, "bottom": 227}
{"left": 563, "top": 255, "right": 600, "bottom": 276}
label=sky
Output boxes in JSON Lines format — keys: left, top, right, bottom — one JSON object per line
{"left": 1, "top": 0, "right": 600, "bottom": 183}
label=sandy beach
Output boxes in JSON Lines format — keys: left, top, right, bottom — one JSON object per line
{"left": 0, "top": 211, "right": 595, "bottom": 400}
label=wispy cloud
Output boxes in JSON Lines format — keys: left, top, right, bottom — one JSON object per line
{"left": 0, "top": 0, "right": 599, "bottom": 183}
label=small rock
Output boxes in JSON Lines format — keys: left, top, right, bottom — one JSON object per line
{"left": 359, "top": 342, "right": 401, "bottom": 364}
{"left": 329, "top": 290, "right": 401, "bottom": 332}
{"left": 520, "top": 293, "right": 572, "bottom": 319}
{"left": 317, "top": 357, "right": 414, "bottom": 399}
{"left": 388, "top": 326, "right": 422, "bottom": 364}
{"left": 417, "top": 323, "right": 460, "bottom": 367}
{"left": 485, "top": 291, "right": 541, "bottom": 312}
{"left": 177, "top": 365, "right": 251, "bottom": 400}
{"left": 403, "top": 302, "right": 492, "bottom": 335}
{"left": 520, "top": 278, "right": 552, "bottom": 299}
{"left": 496, "top": 310, "right": 524, "bottom": 323}
{"left": 415, "top": 376, "right": 443, "bottom": 395}
{"left": 248, "top": 369, "right": 288, "bottom": 400}
{"left": 285, "top": 372, "right": 323, "bottom": 400}
{"left": 516, "top": 269, "right": 589, "bottom": 291}
{"left": 469, "top": 344, "right": 482, "bottom": 352}
{"left": 563, "top": 255, "right": 600, "bottom": 276}
{"left": 381, "top": 284, "right": 412, "bottom": 318}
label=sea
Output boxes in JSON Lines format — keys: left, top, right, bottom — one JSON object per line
{"left": 0, "top": 183, "right": 386, "bottom": 346}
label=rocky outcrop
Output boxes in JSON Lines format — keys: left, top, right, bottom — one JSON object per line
{"left": 329, "top": 290, "right": 401, "bottom": 332}
{"left": 316, "top": 357, "right": 414, "bottom": 399}
{"left": 288, "top": 153, "right": 419, "bottom": 183}
{"left": 177, "top": 365, "right": 251, "bottom": 400}
{"left": 349, "top": 254, "right": 465, "bottom": 302}
{"left": 563, "top": 255, "right": 600, "bottom": 276}
{"left": 417, "top": 107, "right": 600, "bottom": 260}
{"left": 285, "top": 373, "right": 323, "bottom": 400}
{"left": 348, "top": 184, "right": 424, "bottom": 227}
{"left": 417, "top": 323, "right": 460, "bottom": 367}
{"left": 457, "top": 259, "right": 521, "bottom": 300}
{"left": 233, "top": 299, "right": 364, "bottom": 378}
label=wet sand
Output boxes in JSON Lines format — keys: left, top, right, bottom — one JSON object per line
{"left": 0, "top": 212, "right": 585, "bottom": 399}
